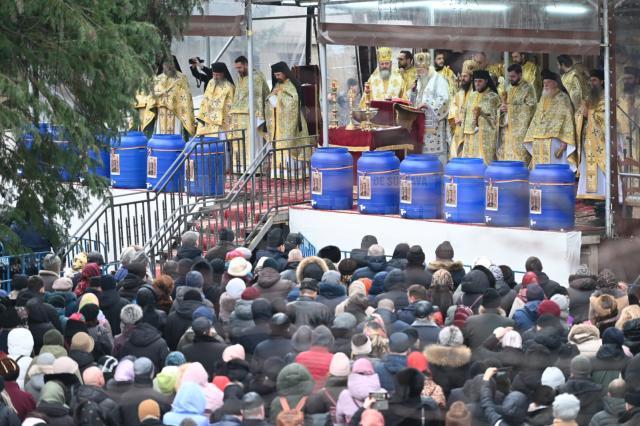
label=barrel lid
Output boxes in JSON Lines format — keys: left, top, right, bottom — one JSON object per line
{"left": 316, "top": 147, "right": 348, "bottom": 154}
{"left": 362, "top": 151, "right": 394, "bottom": 157}
{"left": 148, "top": 133, "right": 185, "bottom": 150}
{"left": 530, "top": 163, "right": 574, "bottom": 183}
{"left": 114, "top": 131, "right": 147, "bottom": 148}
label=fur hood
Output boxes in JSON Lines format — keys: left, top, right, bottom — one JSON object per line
{"left": 568, "top": 324, "right": 600, "bottom": 344}
{"left": 296, "top": 256, "right": 329, "bottom": 284}
{"left": 427, "top": 259, "right": 464, "bottom": 272}
{"left": 423, "top": 344, "right": 471, "bottom": 368}
{"left": 616, "top": 305, "right": 640, "bottom": 330}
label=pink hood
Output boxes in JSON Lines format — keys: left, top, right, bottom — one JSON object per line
{"left": 180, "top": 363, "right": 224, "bottom": 413}
{"left": 347, "top": 371, "right": 381, "bottom": 401}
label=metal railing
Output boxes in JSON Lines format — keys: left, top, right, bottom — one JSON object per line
{"left": 0, "top": 252, "right": 51, "bottom": 291}
{"left": 62, "top": 130, "right": 248, "bottom": 267}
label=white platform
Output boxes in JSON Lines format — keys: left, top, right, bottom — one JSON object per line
{"left": 289, "top": 205, "right": 582, "bottom": 284}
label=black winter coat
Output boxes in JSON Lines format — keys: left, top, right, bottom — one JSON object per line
{"left": 286, "top": 296, "right": 333, "bottom": 328}
{"left": 568, "top": 274, "right": 598, "bottom": 324}
{"left": 74, "top": 385, "right": 120, "bottom": 426}
{"left": 253, "top": 336, "right": 293, "bottom": 369}
{"left": 120, "top": 323, "right": 169, "bottom": 372}
{"left": 463, "top": 311, "right": 515, "bottom": 350}
{"left": 98, "top": 289, "right": 129, "bottom": 335}
{"left": 163, "top": 299, "right": 205, "bottom": 350}
{"left": 423, "top": 344, "right": 472, "bottom": 397}
{"left": 557, "top": 377, "right": 603, "bottom": 426}
{"left": 182, "top": 335, "right": 227, "bottom": 379}
{"left": 118, "top": 379, "right": 171, "bottom": 426}
{"left": 117, "top": 273, "right": 145, "bottom": 301}
{"left": 36, "top": 402, "right": 75, "bottom": 426}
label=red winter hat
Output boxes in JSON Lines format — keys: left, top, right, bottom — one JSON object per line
{"left": 241, "top": 286, "right": 260, "bottom": 300}
{"left": 538, "top": 300, "right": 561, "bottom": 318}
{"left": 522, "top": 272, "right": 539, "bottom": 287}
{"left": 407, "top": 351, "right": 430, "bottom": 374}
{"left": 212, "top": 375, "right": 231, "bottom": 391}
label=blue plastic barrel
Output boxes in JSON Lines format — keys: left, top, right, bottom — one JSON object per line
{"left": 443, "top": 158, "right": 486, "bottom": 223}
{"left": 89, "top": 136, "right": 111, "bottom": 179}
{"left": 46, "top": 125, "right": 74, "bottom": 182}
{"left": 399, "top": 154, "right": 442, "bottom": 219}
{"left": 110, "top": 131, "right": 147, "bottom": 189}
{"left": 357, "top": 151, "right": 400, "bottom": 214}
{"left": 187, "top": 137, "right": 226, "bottom": 196}
{"left": 529, "top": 164, "right": 576, "bottom": 230}
{"left": 484, "top": 161, "right": 529, "bottom": 227}
{"left": 147, "top": 134, "right": 185, "bottom": 192}
{"left": 310, "top": 147, "right": 354, "bottom": 210}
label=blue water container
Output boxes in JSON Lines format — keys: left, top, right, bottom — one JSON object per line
{"left": 147, "top": 134, "right": 185, "bottom": 192}
{"left": 529, "top": 164, "right": 576, "bottom": 230}
{"left": 357, "top": 151, "right": 400, "bottom": 214}
{"left": 484, "top": 161, "right": 529, "bottom": 227}
{"left": 88, "top": 136, "right": 111, "bottom": 179}
{"left": 399, "top": 154, "right": 442, "bottom": 219}
{"left": 310, "top": 147, "right": 354, "bottom": 210}
{"left": 187, "top": 137, "right": 226, "bottom": 196}
{"left": 45, "top": 125, "right": 74, "bottom": 182}
{"left": 111, "top": 131, "right": 147, "bottom": 189}
{"left": 443, "top": 158, "right": 486, "bottom": 223}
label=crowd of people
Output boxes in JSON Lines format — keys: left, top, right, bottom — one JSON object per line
{"left": 1, "top": 228, "right": 640, "bottom": 425}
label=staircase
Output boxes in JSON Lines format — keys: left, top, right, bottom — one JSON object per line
{"left": 62, "top": 132, "right": 316, "bottom": 272}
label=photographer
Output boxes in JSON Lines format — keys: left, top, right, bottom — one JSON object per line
{"left": 481, "top": 367, "right": 530, "bottom": 426}
{"left": 189, "top": 57, "right": 213, "bottom": 90}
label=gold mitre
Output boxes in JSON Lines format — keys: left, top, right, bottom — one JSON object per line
{"left": 415, "top": 52, "right": 431, "bottom": 69}
{"left": 462, "top": 59, "right": 479, "bottom": 75}
{"left": 377, "top": 47, "right": 393, "bottom": 62}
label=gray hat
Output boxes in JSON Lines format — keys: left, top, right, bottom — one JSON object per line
{"left": 570, "top": 355, "right": 592, "bottom": 378}
{"left": 333, "top": 313, "right": 357, "bottom": 330}
{"left": 133, "top": 357, "right": 155, "bottom": 378}
{"left": 389, "top": 332, "right": 411, "bottom": 353}
{"left": 438, "top": 326, "right": 464, "bottom": 347}
{"left": 291, "top": 325, "right": 313, "bottom": 352}
{"left": 185, "top": 271, "right": 204, "bottom": 288}
{"left": 242, "top": 392, "right": 264, "bottom": 411}
{"left": 552, "top": 393, "right": 580, "bottom": 421}
{"left": 311, "top": 325, "right": 335, "bottom": 348}
{"left": 120, "top": 304, "right": 143, "bottom": 326}
{"left": 322, "top": 270, "right": 342, "bottom": 287}
{"left": 541, "top": 367, "right": 566, "bottom": 390}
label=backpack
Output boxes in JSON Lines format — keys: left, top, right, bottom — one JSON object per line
{"left": 453, "top": 295, "right": 482, "bottom": 328}
{"left": 276, "top": 396, "right": 307, "bottom": 426}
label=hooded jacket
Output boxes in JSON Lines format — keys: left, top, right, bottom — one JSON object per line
{"left": 336, "top": 360, "right": 381, "bottom": 424}
{"left": 8, "top": 328, "right": 34, "bottom": 389}
{"left": 121, "top": 322, "right": 169, "bottom": 371}
{"left": 423, "top": 344, "right": 472, "bottom": 397}
{"left": 557, "top": 377, "right": 603, "bottom": 426}
{"left": 514, "top": 300, "right": 542, "bottom": 332}
{"left": 74, "top": 384, "right": 120, "bottom": 425}
{"left": 458, "top": 269, "right": 494, "bottom": 314}
{"left": 180, "top": 362, "right": 224, "bottom": 413}
{"left": 373, "top": 353, "right": 407, "bottom": 393}
{"left": 480, "top": 382, "right": 529, "bottom": 426}
{"left": 590, "top": 396, "right": 626, "bottom": 426}
{"left": 117, "top": 273, "right": 145, "bottom": 301}
{"left": 296, "top": 256, "right": 330, "bottom": 284}
{"left": 427, "top": 258, "right": 466, "bottom": 287}
{"left": 351, "top": 256, "right": 394, "bottom": 282}
{"left": 163, "top": 382, "right": 209, "bottom": 426}
{"left": 568, "top": 324, "right": 602, "bottom": 357}
{"left": 253, "top": 267, "right": 294, "bottom": 303}
{"left": 26, "top": 300, "right": 57, "bottom": 355}
{"left": 568, "top": 273, "right": 597, "bottom": 324}
{"left": 98, "top": 289, "right": 129, "bottom": 335}
{"left": 37, "top": 381, "right": 74, "bottom": 426}
{"left": 269, "top": 363, "right": 315, "bottom": 423}
{"left": 164, "top": 299, "right": 205, "bottom": 350}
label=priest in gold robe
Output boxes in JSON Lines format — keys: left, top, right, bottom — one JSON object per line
{"left": 265, "top": 61, "right": 310, "bottom": 162}
{"left": 558, "top": 54, "right": 589, "bottom": 112}
{"left": 576, "top": 69, "right": 606, "bottom": 200}
{"left": 498, "top": 64, "right": 536, "bottom": 163}
{"left": 134, "top": 92, "right": 154, "bottom": 132}
{"left": 229, "top": 56, "right": 270, "bottom": 170}
{"left": 511, "top": 52, "right": 542, "bottom": 99}
{"left": 397, "top": 50, "right": 417, "bottom": 99}
{"left": 449, "top": 60, "right": 478, "bottom": 158}
{"left": 435, "top": 50, "right": 458, "bottom": 102}
{"left": 360, "top": 47, "right": 405, "bottom": 107}
{"left": 473, "top": 51, "right": 505, "bottom": 96}
{"left": 145, "top": 57, "right": 195, "bottom": 136}
{"left": 461, "top": 70, "right": 501, "bottom": 164}
{"left": 196, "top": 62, "right": 235, "bottom": 136}
{"left": 524, "top": 70, "right": 577, "bottom": 171}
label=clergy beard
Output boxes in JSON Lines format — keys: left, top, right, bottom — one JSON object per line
{"left": 588, "top": 86, "right": 602, "bottom": 104}
{"left": 461, "top": 81, "right": 471, "bottom": 92}
{"left": 380, "top": 69, "right": 391, "bottom": 80}
{"left": 434, "top": 64, "right": 444, "bottom": 72}
{"left": 476, "top": 86, "right": 487, "bottom": 93}
{"left": 542, "top": 88, "right": 557, "bottom": 98}
{"left": 238, "top": 71, "right": 247, "bottom": 77}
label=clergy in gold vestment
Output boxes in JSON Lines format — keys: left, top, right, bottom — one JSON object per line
{"left": 435, "top": 50, "right": 458, "bottom": 102}
{"left": 558, "top": 55, "right": 589, "bottom": 112}
{"left": 511, "top": 52, "right": 542, "bottom": 99}
{"left": 576, "top": 70, "right": 606, "bottom": 200}
{"left": 134, "top": 92, "right": 155, "bottom": 132}
{"left": 397, "top": 50, "right": 417, "bottom": 99}
{"left": 360, "top": 47, "right": 405, "bottom": 107}
{"left": 196, "top": 62, "right": 235, "bottom": 136}
{"left": 265, "top": 61, "right": 310, "bottom": 162}
{"left": 144, "top": 58, "right": 195, "bottom": 136}
{"left": 524, "top": 70, "right": 577, "bottom": 171}
{"left": 229, "top": 56, "right": 270, "bottom": 171}
{"left": 498, "top": 64, "right": 536, "bottom": 163}
{"left": 473, "top": 52, "right": 505, "bottom": 96}
{"left": 461, "top": 70, "right": 501, "bottom": 164}
{"left": 450, "top": 60, "right": 478, "bottom": 158}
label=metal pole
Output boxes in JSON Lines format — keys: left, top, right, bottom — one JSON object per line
{"left": 604, "top": 0, "right": 613, "bottom": 238}
{"left": 503, "top": 51, "right": 509, "bottom": 80}
{"left": 247, "top": 0, "right": 256, "bottom": 163}
{"left": 213, "top": 36, "right": 236, "bottom": 63}
{"left": 319, "top": 42, "right": 329, "bottom": 147}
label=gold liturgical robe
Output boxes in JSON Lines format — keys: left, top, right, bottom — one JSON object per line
{"left": 561, "top": 67, "right": 589, "bottom": 111}
{"left": 438, "top": 66, "right": 458, "bottom": 103}
{"left": 360, "top": 68, "right": 404, "bottom": 108}
{"left": 196, "top": 80, "right": 235, "bottom": 136}
{"left": 462, "top": 90, "right": 501, "bottom": 164}
{"left": 146, "top": 72, "right": 195, "bottom": 135}
{"left": 487, "top": 63, "right": 506, "bottom": 96}
{"left": 265, "top": 79, "right": 310, "bottom": 161}
{"left": 134, "top": 92, "right": 155, "bottom": 132}
{"left": 498, "top": 80, "right": 536, "bottom": 163}
{"left": 617, "top": 87, "right": 640, "bottom": 160}
{"left": 576, "top": 96, "right": 606, "bottom": 199}
{"left": 522, "top": 61, "right": 542, "bottom": 100}
{"left": 524, "top": 90, "right": 577, "bottom": 169}
{"left": 449, "top": 88, "right": 471, "bottom": 159}
{"left": 399, "top": 66, "right": 417, "bottom": 99}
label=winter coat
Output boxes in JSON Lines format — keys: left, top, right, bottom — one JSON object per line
{"left": 26, "top": 301, "right": 56, "bottom": 355}
{"left": 24, "top": 360, "right": 53, "bottom": 401}
{"left": 39, "top": 270, "right": 60, "bottom": 292}
{"left": 351, "top": 256, "right": 394, "bottom": 282}
{"left": 229, "top": 299, "right": 255, "bottom": 338}
{"left": 568, "top": 324, "right": 602, "bottom": 357}
{"left": 480, "top": 381, "right": 529, "bottom": 426}
{"left": 253, "top": 336, "right": 293, "bottom": 369}
{"left": 496, "top": 279, "right": 517, "bottom": 313}
{"left": 514, "top": 301, "right": 542, "bottom": 332}
{"left": 46, "top": 290, "right": 77, "bottom": 316}
{"left": 164, "top": 299, "right": 205, "bottom": 350}
{"left": 590, "top": 345, "right": 630, "bottom": 390}
{"left": 0, "top": 403, "right": 20, "bottom": 426}
{"left": 119, "top": 378, "right": 172, "bottom": 426}
{"left": 374, "top": 289, "right": 409, "bottom": 310}
{"left": 205, "top": 241, "right": 236, "bottom": 261}
{"left": 588, "top": 288, "right": 629, "bottom": 323}
{"left": 4, "top": 380, "right": 36, "bottom": 421}
{"left": 423, "top": 344, "right": 472, "bottom": 397}
{"left": 589, "top": 396, "right": 627, "bottom": 426}
{"left": 457, "top": 270, "right": 492, "bottom": 314}
{"left": 253, "top": 267, "right": 294, "bottom": 304}
{"left": 269, "top": 363, "right": 315, "bottom": 423}
{"left": 255, "top": 246, "right": 287, "bottom": 272}
{"left": 317, "top": 283, "right": 347, "bottom": 313}
{"left": 7, "top": 328, "right": 34, "bottom": 389}
{"left": 557, "top": 378, "right": 603, "bottom": 426}
{"left": 427, "top": 259, "right": 466, "bottom": 288}
{"left": 384, "top": 395, "right": 441, "bottom": 426}
{"left": 120, "top": 322, "right": 169, "bottom": 372}
{"left": 87, "top": 322, "right": 114, "bottom": 359}
{"left": 295, "top": 346, "right": 334, "bottom": 390}
{"left": 373, "top": 354, "right": 407, "bottom": 393}
{"left": 411, "top": 319, "right": 441, "bottom": 349}
{"left": 447, "top": 375, "right": 490, "bottom": 426}
{"left": 624, "top": 317, "right": 640, "bottom": 355}
{"left": 117, "top": 273, "right": 145, "bottom": 301}
{"left": 296, "top": 256, "right": 330, "bottom": 284}
{"left": 74, "top": 384, "right": 120, "bottom": 425}
{"left": 568, "top": 273, "right": 598, "bottom": 324}
{"left": 336, "top": 364, "right": 381, "bottom": 424}
{"left": 69, "top": 350, "right": 95, "bottom": 372}
{"left": 463, "top": 309, "right": 515, "bottom": 350}
{"left": 182, "top": 335, "right": 227, "bottom": 379}
{"left": 175, "top": 245, "right": 203, "bottom": 262}
{"left": 287, "top": 296, "right": 333, "bottom": 328}
{"left": 98, "top": 289, "right": 129, "bottom": 335}
{"left": 475, "top": 334, "right": 525, "bottom": 373}
{"left": 37, "top": 401, "right": 74, "bottom": 426}
{"left": 280, "top": 262, "right": 300, "bottom": 284}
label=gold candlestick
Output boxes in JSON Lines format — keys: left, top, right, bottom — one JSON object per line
{"left": 345, "top": 87, "right": 357, "bottom": 130}
{"left": 329, "top": 79, "right": 339, "bottom": 129}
